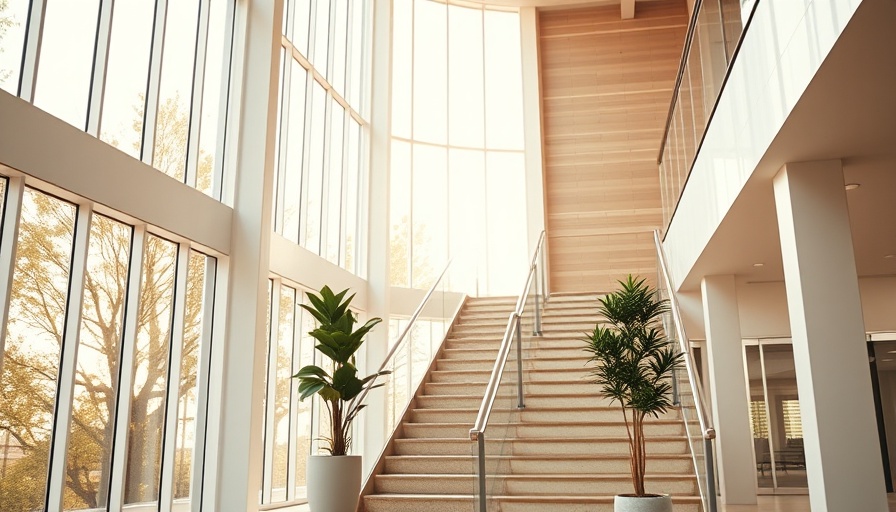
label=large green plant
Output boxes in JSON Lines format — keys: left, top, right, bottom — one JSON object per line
{"left": 293, "top": 286, "right": 389, "bottom": 456}
{"left": 583, "top": 275, "right": 683, "bottom": 497}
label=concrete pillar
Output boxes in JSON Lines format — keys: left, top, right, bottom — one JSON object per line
{"left": 212, "top": 0, "right": 281, "bottom": 509}
{"left": 773, "top": 159, "right": 887, "bottom": 511}
{"left": 362, "top": 0, "right": 392, "bottom": 477}
{"left": 701, "top": 275, "right": 757, "bottom": 504}
{"left": 519, "top": 8, "right": 546, "bottom": 259}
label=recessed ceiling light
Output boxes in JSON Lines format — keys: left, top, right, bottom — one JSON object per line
{"left": 845, "top": 183, "right": 861, "bottom": 190}
{"left": 752, "top": 263, "right": 764, "bottom": 267}
{"left": 884, "top": 359, "right": 894, "bottom": 362}
{"left": 885, "top": 254, "right": 895, "bottom": 259}
{"left": 887, "top": 350, "right": 896, "bottom": 354}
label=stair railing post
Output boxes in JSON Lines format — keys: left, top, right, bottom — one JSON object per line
{"left": 477, "top": 434, "right": 487, "bottom": 512}
{"left": 515, "top": 315, "right": 524, "bottom": 409}
{"left": 672, "top": 366, "right": 680, "bottom": 406}
{"left": 533, "top": 263, "right": 542, "bottom": 336}
{"left": 704, "top": 436, "right": 718, "bottom": 512}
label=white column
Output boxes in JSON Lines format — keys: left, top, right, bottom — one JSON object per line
{"left": 773, "top": 159, "right": 887, "bottom": 512}
{"left": 212, "top": 0, "right": 282, "bottom": 509}
{"left": 519, "top": 7, "right": 546, "bottom": 259}
{"left": 701, "top": 275, "right": 756, "bottom": 504}
{"left": 362, "top": 0, "right": 392, "bottom": 477}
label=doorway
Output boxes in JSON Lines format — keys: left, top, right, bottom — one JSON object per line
{"left": 743, "top": 338, "right": 808, "bottom": 494}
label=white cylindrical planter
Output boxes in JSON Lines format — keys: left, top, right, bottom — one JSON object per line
{"left": 307, "top": 455, "right": 362, "bottom": 512}
{"left": 614, "top": 494, "right": 673, "bottom": 512}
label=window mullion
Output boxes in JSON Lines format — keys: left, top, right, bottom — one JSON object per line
{"left": 338, "top": 109, "right": 350, "bottom": 267}
{"left": 159, "top": 242, "right": 192, "bottom": 512}
{"left": 86, "top": 0, "right": 116, "bottom": 136}
{"left": 18, "top": 0, "right": 48, "bottom": 101}
{"left": 275, "top": 50, "right": 292, "bottom": 235}
{"left": 262, "top": 280, "right": 282, "bottom": 503}
{"left": 0, "top": 176, "right": 25, "bottom": 375}
{"left": 185, "top": 0, "right": 212, "bottom": 189}
{"left": 45, "top": 203, "right": 94, "bottom": 511}
{"left": 212, "top": 0, "right": 237, "bottom": 202}
{"left": 297, "top": 72, "right": 314, "bottom": 247}
{"left": 108, "top": 224, "right": 148, "bottom": 512}
{"left": 285, "top": 294, "right": 299, "bottom": 501}
{"left": 189, "top": 255, "right": 217, "bottom": 512}
{"left": 141, "top": 0, "right": 170, "bottom": 166}
{"left": 318, "top": 94, "right": 333, "bottom": 257}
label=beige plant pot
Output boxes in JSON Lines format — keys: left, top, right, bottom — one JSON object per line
{"left": 307, "top": 455, "right": 362, "bottom": 512}
{"left": 614, "top": 494, "right": 673, "bottom": 512}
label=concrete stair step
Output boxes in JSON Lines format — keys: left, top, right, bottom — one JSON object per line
{"left": 414, "top": 392, "right": 609, "bottom": 409}
{"left": 411, "top": 406, "right": 680, "bottom": 424}
{"left": 436, "top": 355, "right": 590, "bottom": 371}
{"left": 374, "top": 473, "right": 698, "bottom": 495}
{"left": 429, "top": 367, "right": 591, "bottom": 383}
{"left": 402, "top": 420, "right": 684, "bottom": 439}
{"left": 392, "top": 436, "right": 689, "bottom": 456}
{"left": 441, "top": 345, "right": 587, "bottom": 360}
{"left": 423, "top": 380, "right": 619, "bottom": 396}
{"left": 364, "top": 494, "right": 701, "bottom": 512}
{"left": 383, "top": 454, "right": 696, "bottom": 475}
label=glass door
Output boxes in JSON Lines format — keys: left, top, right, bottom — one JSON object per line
{"left": 744, "top": 339, "right": 808, "bottom": 493}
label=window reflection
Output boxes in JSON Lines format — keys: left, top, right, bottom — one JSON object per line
{"left": 0, "top": 188, "right": 77, "bottom": 512}
{"left": 197, "top": 0, "right": 232, "bottom": 197}
{"left": 124, "top": 235, "right": 178, "bottom": 506}
{"left": 99, "top": 0, "right": 154, "bottom": 159}
{"left": 0, "top": 0, "right": 31, "bottom": 95}
{"left": 271, "top": 286, "right": 295, "bottom": 501}
{"left": 33, "top": 0, "right": 101, "bottom": 129}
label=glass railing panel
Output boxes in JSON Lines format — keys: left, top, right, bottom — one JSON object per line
{"left": 658, "top": 0, "right": 761, "bottom": 231}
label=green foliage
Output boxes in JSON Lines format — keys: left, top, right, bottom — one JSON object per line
{"left": 583, "top": 275, "right": 683, "bottom": 497}
{"left": 293, "top": 286, "right": 389, "bottom": 456}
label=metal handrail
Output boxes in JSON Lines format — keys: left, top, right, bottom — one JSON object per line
{"left": 469, "top": 231, "right": 545, "bottom": 441}
{"left": 468, "top": 231, "right": 546, "bottom": 512}
{"left": 347, "top": 260, "right": 453, "bottom": 416}
{"left": 653, "top": 230, "right": 717, "bottom": 512}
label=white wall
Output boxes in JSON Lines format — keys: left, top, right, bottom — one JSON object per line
{"left": 664, "top": 0, "right": 862, "bottom": 289}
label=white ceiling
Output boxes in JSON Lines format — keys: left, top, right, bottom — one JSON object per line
{"left": 678, "top": 0, "right": 896, "bottom": 291}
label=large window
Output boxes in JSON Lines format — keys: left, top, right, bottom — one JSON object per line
{"left": 273, "top": 0, "right": 370, "bottom": 276}
{"left": 0, "top": 177, "right": 218, "bottom": 511}
{"left": 0, "top": 0, "right": 235, "bottom": 198}
{"left": 390, "top": 0, "right": 527, "bottom": 294}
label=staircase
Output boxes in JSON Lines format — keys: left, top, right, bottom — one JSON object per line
{"left": 362, "top": 294, "right": 702, "bottom": 512}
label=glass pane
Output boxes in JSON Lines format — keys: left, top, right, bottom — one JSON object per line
{"left": 412, "top": 144, "right": 447, "bottom": 289}
{"left": 303, "top": 81, "right": 326, "bottom": 254}
{"left": 283, "top": 63, "right": 308, "bottom": 243}
{"left": 448, "top": 149, "right": 485, "bottom": 294}
{"left": 448, "top": 5, "right": 484, "bottom": 148}
{"left": 330, "top": 0, "right": 347, "bottom": 96}
{"left": 292, "top": 0, "right": 311, "bottom": 57}
{"left": 761, "top": 343, "right": 806, "bottom": 488}
{"left": 124, "top": 235, "right": 177, "bottom": 506}
{"left": 0, "top": 189, "right": 76, "bottom": 512}
{"left": 197, "top": 0, "right": 231, "bottom": 197}
{"left": 343, "top": 119, "right": 360, "bottom": 272}
{"left": 745, "top": 344, "right": 771, "bottom": 488}
{"left": 484, "top": 10, "right": 524, "bottom": 150}
{"left": 391, "top": 0, "right": 411, "bottom": 139}
{"left": 293, "top": 301, "right": 315, "bottom": 498}
{"left": 485, "top": 152, "right": 527, "bottom": 294}
{"left": 325, "top": 102, "right": 345, "bottom": 265}
{"left": 311, "top": 0, "right": 329, "bottom": 77}
{"left": 390, "top": 140, "right": 411, "bottom": 287}
{"left": 259, "top": 280, "right": 272, "bottom": 504}
{"left": 412, "top": 0, "right": 446, "bottom": 144}
{"left": 153, "top": 0, "right": 201, "bottom": 181}
{"left": 0, "top": 0, "right": 29, "bottom": 94}
{"left": 64, "top": 215, "right": 131, "bottom": 511}
{"left": 272, "top": 286, "right": 296, "bottom": 502}
{"left": 99, "top": 0, "right": 155, "bottom": 159}
{"left": 173, "top": 251, "right": 213, "bottom": 502}
{"left": 0, "top": 178, "right": 5, "bottom": 244}
{"left": 347, "top": 0, "right": 365, "bottom": 112}
{"left": 33, "top": 0, "right": 101, "bottom": 129}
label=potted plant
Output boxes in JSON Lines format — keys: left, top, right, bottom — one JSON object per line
{"left": 582, "top": 275, "right": 684, "bottom": 512}
{"left": 293, "top": 286, "right": 390, "bottom": 512}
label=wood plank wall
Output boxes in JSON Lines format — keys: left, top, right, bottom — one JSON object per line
{"left": 539, "top": 0, "right": 688, "bottom": 293}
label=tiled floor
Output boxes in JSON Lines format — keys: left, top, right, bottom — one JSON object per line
{"left": 720, "top": 494, "right": 896, "bottom": 511}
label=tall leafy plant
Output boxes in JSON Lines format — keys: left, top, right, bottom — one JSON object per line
{"left": 583, "top": 275, "right": 683, "bottom": 496}
{"left": 293, "top": 286, "right": 389, "bottom": 456}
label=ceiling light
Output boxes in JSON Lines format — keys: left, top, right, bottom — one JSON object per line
{"left": 884, "top": 359, "right": 894, "bottom": 362}
{"left": 885, "top": 254, "right": 895, "bottom": 259}
{"left": 887, "top": 350, "right": 896, "bottom": 354}
{"left": 845, "top": 183, "right": 861, "bottom": 190}
{"left": 752, "top": 263, "right": 764, "bottom": 267}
